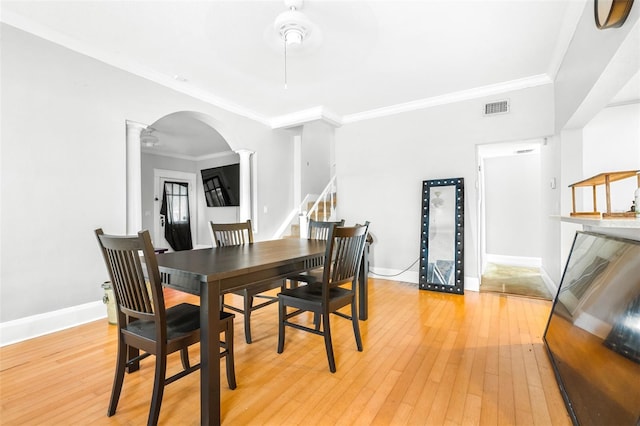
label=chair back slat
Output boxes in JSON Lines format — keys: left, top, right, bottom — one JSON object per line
{"left": 308, "top": 219, "right": 345, "bottom": 240}
{"left": 323, "top": 222, "right": 370, "bottom": 290}
{"left": 210, "top": 220, "right": 254, "bottom": 247}
{"left": 305, "top": 219, "right": 345, "bottom": 269}
{"left": 96, "top": 229, "right": 164, "bottom": 322}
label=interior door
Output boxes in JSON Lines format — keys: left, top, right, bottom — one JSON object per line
{"left": 154, "top": 169, "right": 197, "bottom": 251}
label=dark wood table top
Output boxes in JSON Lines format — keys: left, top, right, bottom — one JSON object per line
{"left": 156, "top": 238, "right": 326, "bottom": 294}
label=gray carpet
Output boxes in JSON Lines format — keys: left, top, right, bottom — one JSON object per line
{"left": 480, "top": 263, "right": 552, "bottom": 300}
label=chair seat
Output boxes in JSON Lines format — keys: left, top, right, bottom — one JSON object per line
{"left": 286, "top": 268, "right": 323, "bottom": 285}
{"left": 279, "top": 283, "right": 352, "bottom": 305}
{"left": 125, "top": 303, "right": 200, "bottom": 341}
{"left": 126, "top": 304, "right": 234, "bottom": 342}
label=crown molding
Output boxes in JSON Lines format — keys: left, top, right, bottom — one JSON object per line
{"left": 270, "top": 106, "right": 343, "bottom": 129}
{"left": 141, "top": 148, "right": 237, "bottom": 162}
{"left": 342, "top": 74, "right": 553, "bottom": 124}
{"left": 3, "top": 11, "right": 554, "bottom": 130}
{"left": 0, "top": 12, "right": 271, "bottom": 127}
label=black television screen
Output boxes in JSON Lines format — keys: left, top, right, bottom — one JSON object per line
{"left": 543, "top": 231, "right": 640, "bottom": 426}
{"left": 201, "top": 163, "right": 240, "bottom": 207}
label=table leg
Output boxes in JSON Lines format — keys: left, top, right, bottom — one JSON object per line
{"left": 200, "top": 280, "right": 221, "bottom": 425}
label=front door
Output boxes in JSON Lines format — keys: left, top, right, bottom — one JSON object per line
{"left": 154, "top": 169, "right": 197, "bottom": 251}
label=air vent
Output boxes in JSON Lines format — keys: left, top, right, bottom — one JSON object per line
{"left": 484, "top": 100, "right": 510, "bottom": 115}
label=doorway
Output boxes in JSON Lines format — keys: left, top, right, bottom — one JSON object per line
{"left": 476, "top": 139, "right": 551, "bottom": 299}
{"left": 154, "top": 169, "right": 197, "bottom": 251}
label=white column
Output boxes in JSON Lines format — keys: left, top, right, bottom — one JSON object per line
{"left": 235, "top": 149, "right": 254, "bottom": 224}
{"left": 126, "top": 121, "right": 145, "bottom": 234}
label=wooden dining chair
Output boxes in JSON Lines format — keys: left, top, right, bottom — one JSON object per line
{"left": 95, "top": 228, "right": 236, "bottom": 426}
{"left": 210, "top": 219, "right": 286, "bottom": 344}
{"left": 277, "top": 221, "right": 370, "bottom": 373}
{"left": 286, "top": 219, "right": 345, "bottom": 289}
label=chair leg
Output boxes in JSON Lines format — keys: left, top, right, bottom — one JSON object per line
{"left": 313, "top": 312, "right": 321, "bottom": 330}
{"left": 277, "top": 299, "right": 285, "bottom": 354}
{"left": 351, "top": 299, "right": 363, "bottom": 351}
{"left": 224, "top": 320, "right": 237, "bottom": 390}
{"left": 322, "top": 312, "right": 336, "bottom": 373}
{"left": 107, "top": 337, "right": 127, "bottom": 416}
{"left": 180, "top": 347, "right": 190, "bottom": 370}
{"left": 148, "top": 353, "right": 167, "bottom": 426}
{"left": 243, "top": 292, "right": 253, "bottom": 344}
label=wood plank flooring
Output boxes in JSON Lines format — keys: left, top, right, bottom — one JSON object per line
{"left": 0, "top": 279, "right": 572, "bottom": 425}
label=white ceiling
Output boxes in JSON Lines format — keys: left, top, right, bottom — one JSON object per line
{"left": 2, "top": 0, "right": 637, "bottom": 157}
{"left": 2, "top": 1, "right": 580, "bottom": 121}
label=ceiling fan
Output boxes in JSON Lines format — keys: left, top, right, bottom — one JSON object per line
{"left": 140, "top": 127, "right": 160, "bottom": 148}
{"left": 272, "top": 0, "right": 321, "bottom": 88}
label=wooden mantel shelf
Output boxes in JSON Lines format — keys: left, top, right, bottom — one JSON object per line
{"left": 569, "top": 170, "right": 639, "bottom": 219}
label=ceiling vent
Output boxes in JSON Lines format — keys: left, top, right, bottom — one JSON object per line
{"left": 484, "top": 100, "right": 510, "bottom": 116}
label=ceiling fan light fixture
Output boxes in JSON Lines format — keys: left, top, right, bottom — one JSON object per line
{"left": 140, "top": 127, "right": 159, "bottom": 147}
{"left": 274, "top": 9, "right": 311, "bottom": 46}
{"left": 273, "top": 0, "right": 316, "bottom": 89}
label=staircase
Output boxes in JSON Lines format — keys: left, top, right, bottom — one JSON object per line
{"left": 274, "top": 176, "right": 338, "bottom": 239}
{"left": 289, "top": 195, "right": 337, "bottom": 237}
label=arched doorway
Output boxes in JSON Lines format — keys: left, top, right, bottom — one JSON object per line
{"left": 127, "top": 111, "right": 245, "bottom": 249}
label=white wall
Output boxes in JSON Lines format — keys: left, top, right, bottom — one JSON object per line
{"left": 554, "top": 2, "right": 639, "bottom": 132}
{"left": 335, "top": 84, "right": 555, "bottom": 288}
{"left": 195, "top": 154, "right": 242, "bottom": 245}
{"left": 582, "top": 103, "right": 640, "bottom": 213}
{"left": 301, "top": 121, "right": 333, "bottom": 197}
{"left": 540, "top": 136, "right": 563, "bottom": 284}
{"left": 484, "top": 152, "right": 541, "bottom": 258}
{"left": 0, "top": 24, "right": 292, "bottom": 323}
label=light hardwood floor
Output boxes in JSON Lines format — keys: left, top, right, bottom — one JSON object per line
{"left": 0, "top": 279, "right": 572, "bottom": 425}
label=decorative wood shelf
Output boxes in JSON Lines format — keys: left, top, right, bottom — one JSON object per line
{"left": 569, "top": 170, "right": 639, "bottom": 219}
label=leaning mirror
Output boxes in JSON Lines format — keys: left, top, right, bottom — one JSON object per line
{"left": 419, "top": 178, "right": 464, "bottom": 294}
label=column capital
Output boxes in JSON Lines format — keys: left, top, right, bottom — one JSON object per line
{"left": 235, "top": 149, "right": 255, "bottom": 157}
{"left": 126, "top": 120, "right": 147, "bottom": 133}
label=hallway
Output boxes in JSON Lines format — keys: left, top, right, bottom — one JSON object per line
{"left": 481, "top": 263, "right": 553, "bottom": 300}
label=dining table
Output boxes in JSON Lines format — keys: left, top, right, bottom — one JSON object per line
{"left": 155, "top": 237, "right": 369, "bottom": 425}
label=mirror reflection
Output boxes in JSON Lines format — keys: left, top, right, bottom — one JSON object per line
{"left": 544, "top": 232, "right": 640, "bottom": 425}
{"left": 427, "top": 186, "right": 456, "bottom": 286}
{"left": 419, "top": 178, "right": 464, "bottom": 294}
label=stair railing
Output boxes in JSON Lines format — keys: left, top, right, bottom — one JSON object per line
{"left": 300, "top": 176, "right": 337, "bottom": 238}
{"left": 272, "top": 176, "right": 337, "bottom": 239}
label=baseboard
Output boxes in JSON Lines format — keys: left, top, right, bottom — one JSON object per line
{"left": 485, "top": 254, "right": 542, "bottom": 268}
{"left": 0, "top": 301, "right": 106, "bottom": 347}
{"left": 464, "top": 276, "right": 480, "bottom": 292}
{"left": 369, "top": 267, "right": 419, "bottom": 284}
{"left": 368, "top": 267, "right": 479, "bottom": 292}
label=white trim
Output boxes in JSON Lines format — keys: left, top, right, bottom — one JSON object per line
{"left": 2, "top": 11, "right": 558, "bottom": 129}
{"left": 270, "top": 106, "right": 343, "bottom": 129}
{"left": 142, "top": 148, "right": 237, "bottom": 162}
{"left": 369, "top": 267, "right": 419, "bottom": 284}
{"left": 464, "top": 276, "right": 480, "bottom": 292}
{"left": 342, "top": 74, "right": 552, "bottom": 124}
{"left": 0, "top": 302, "right": 106, "bottom": 347}
{"left": 369, "top": 267, "right": 480, "bottom": 293}
{"left": 485, "top": 254, "right": 542, "bottom": 268}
